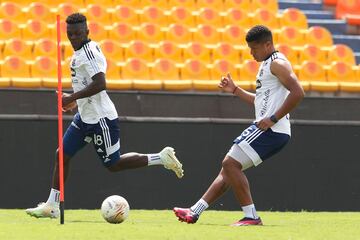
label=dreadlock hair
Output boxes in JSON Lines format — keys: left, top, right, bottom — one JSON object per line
{"left": 66, "top": 13, "right": 87, "bottom": 25}
{"left": 246, "top": 25, "right": 273, "bottom": 44}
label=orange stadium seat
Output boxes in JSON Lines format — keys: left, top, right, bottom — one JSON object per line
{"left": 61, "top": 57, "right": 72, "bottom": 80}
{"left": 183, "top": 42, "right": 211, "bottom": 63}
{"left": 304, "top": 26, "right": 333, "bottom": 48}
{"left": 211, "top": 59, "right": 237, "bottom": 82}
{"left": 167, "top": 7, "right": 196, "bottom": 27}
{"left": 238, "top": 59, "right": 259, "bottom": 90}
{"left": 324, "top": 0, "right": 338, "bottom": 6}
{"left": 45, "top": 0, "right": 84, "bottom": 7}
{"left": 85, "top": 0, "right": 114, "bottom": 6}
{"left": 22, "top": 20, "right": 51, "bottom": 40}
{"left": 31, "top": 56, "right": 62, "bottom": 88}
{"left": 0, "top": 19, "right": 21, "bottom": 40}
{"left": 212, "top": 42, "right": 241, "bottom": 64}
{"left": 33, "top": 38, "right": 57, "bottom": 59}
{"left": 252, "top": 9, "right": 280, "bottom": 30}
{"left": 140, "top": 0, "right": 168, "bottom": 10}
{"left": 87, "top": 22, "right": 108, "bottom": 42}
{"left": 299, "top": 61, "right": 337, "bottom": 92}
{"left": 153, "top": 41, "right": 183, "bottom": 63}
{"left": 240, "top": 47, "right": 253, "bottom": 61}
{"left": 196, "top": 8, "right": 223, "bottom": 28}
{"left": 106, "top": 58, "right": 132, "bottom": 90}
{"left": 0, "top": 2, "right": 24, "bottom": 23}
{"left": 124, "top": 40, "right": 153, "bottom": 61}
{"left": 25, "top": 2, "right": 54, "bottom": 23}
{"left": 280, "top": 8, "right": 308, "bottom": 29}
{"left": 85, "top": 4, "right": 112, "bottom": 25}
{"left": 168, "top": 0, "right": 197, "bottom": 11}
{"left": 100, "top": 39, "right": 124, "bottom": 61}
{"left": 335, "top": 0, "right": 360, "bottom": 19}
{"left": 109, "top": 23, "right": 136, "bottom": 43}
{"left": 181, "top": 59, "right": 210, "bottom": 80}
{"left": 196, "top": 0, "right": 224, "bottom": 11}
{"left": 3, "top": 38, "right": 33, "bottom": 60}
{"left": 277, "top": 27, "right": 305, "bottom": 48}
{"left": 193, "top": 25, "right": 221, "bottom": 45}
{"left": 328, "top": 61, "right": 360, "bottom": 92}
{"left": 223, "top": 0, "right": 252, "bottom": 12}
{"left": 62, "top": 43, "right": 74, "bottom": 60}
{"left": 298, "top": 44, "right": 327, "bottom": 65}
{"left": 111, "top": 6, "right": 139, "bottom": 25}
{"left": 223, "top": 8, "right": 253, "bottom": 30}
{"left": 327, "top": 44, "right": 356, "bottom": 65}
{"left": 137, "top": 23, "right": 164, "bottom": 44}
{"left": 139, "top": 6, "right": 168, "bottom": 27}
{"left": 275, "top": 43, "right": 299, "bottom": 65}
{"left": 113, "top": 0, "right": 140, "bottom": 6}
{"left": 165, "top": 24, "right": 192, "bottom": 44}
{"left": 105, "top": 58, "right": 121, "bottom": 79}
{"left": 54, "top": 3, "right": 79, "bottom": 19}
{"left": 221, "top": 25, "right": 247, "bottom": 47}
{"left": 251, "top": 0, "right": 279, "bottom": 12}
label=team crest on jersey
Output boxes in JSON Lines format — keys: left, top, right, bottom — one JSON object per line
{"left": 72, "top": 58, "right": 76, "bottom": 67}
{"left": 256, "top": 79, "right": 262, "bottom": 89}
{"left": 259, "top": 69, "right": 264, "bottom": 77}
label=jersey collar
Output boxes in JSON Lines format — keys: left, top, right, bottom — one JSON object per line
{"left": 263, "top": 50, "right": 279, "bottom": 61}
{"left": 75, "top": 39, "right": 91, "bottom": 51}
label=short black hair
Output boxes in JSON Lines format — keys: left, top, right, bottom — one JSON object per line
{"left": 246, "top": 25, "right": 273, "bottom": 43}
{"left": 66, "top": 13, "right": 87, "bottom": 25}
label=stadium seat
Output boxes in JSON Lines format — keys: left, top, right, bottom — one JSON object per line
{"left": 181, "top": 59, "right": 210, "bottom": 80}
{"left": 153, "top": 41, "right": 183, "bottom": 63}
{"left": 54, "top": 3, "right": 79, "bottom": 19}
{"left": 240, "top": 47, "right": 253, "bottom": 62}
{"left": 62, "top": 43, "right": 74, "bottom": 60}
{"left": 139, "top": 6, "right": 168, "bottom": 27}
{"left": 327, "top": 44, "right": 356, "bottom": 66}
{"left": 165, "top": 24, "right": 192, "bottom": 44}
{"left": 328, "top": 61, "right": 360, "bottom": 92}
{"left": 33, "top": 38, "right": 57, "bottom": 59}
{"left": 277, "top": 27, "right": 305, "bottom": 48}
{"left": 193, "top": 25, "right": 221, "bottom": 46}
{"left": 183, "top": 42, "right": 211, "bottom": 63}
{"left": 22, "top": 20, "right": 51, "bottom": 41}
{"left": 275, "top": 43, "right": 299, "bottom": 65}
{"left": 3, "top": 38, "right": 33, "bottom": 60}
{"left": 211, "top": 59, "right": 237, "bottom": 80}
{"left": 99, "top": 39, "right": 124, "bottom": 61}
{"left": 31, "top": 56, "right": 57, "bottom": 78}
{"left": 104, "top": 58, "right": 122, "bottom": 80}
{"left": 168, "top": 0, "right": 197, "bottom": 11}
{"left": 86, "top": 0, "right": 114, "bottom": 6}
{"left": 323, "top": 0, "right": 338, "bottom": 6}
{"left": 238, "top": 59, "right": 259, "bottom": 90}
{"left": 298, "top": 44, "right": 327, "bottom": 65}
{"left": 137, "top": 23, "right": 164, "bottom": 44}
{"left": 140, "top": 0, "right": 168, "bottom": 10}
{"left": 212, "top": 42, "right": 241, "bottom": 64}
{"left": 124, "top": 40, "right": 153, "bottom": 61}
{"left": 223, "top": 0, "right": 252, "bottom": 12}
{"left": 85, "top": 4, "right": 112, "bottom": 25}
{"left": 251, "top": 0, "right": 279, "bottom": 12}
{"left": 61, "top": 57, "right": 72, "bottom": 80}
{"left": 0, "top": 19, "right": 21, "bottom": 40}
{"left": 167, "top": 7, "right": 196, "bottom": 27}
{"left": 223, "top": 8, "right": 252, "bottom": 30}
{"left": 25, "top": 2, "right": 54, "bottom": 23}
{"left": 109, "top": 23, "right": 136, "bottom": 43}
{"left": 87, "top": 22, "right": 108, "bottom": 42}
{"left": 196, "top": 0, "right": 224, "bottom": 11}
{"left": 0, "top": 2, "right": 24, "bottom": 23}
{"left": 196, "top": 8, "right": 223, "bottom": 28}
{"left": 335, "top": 0, "right": 360, "bottom": 20}
{"left": 111, "top": 6, "right": 139, "bottom": 25}
{"left": 46, "top": 0, "right": 84, "bottom": 7}
{"left": 221, "top": 25, "right": 247, "bottom": 47}
{"left": 304, "top": 26, "right": 333, "bottom": 48}
{"left": 252, "top": 9, "right": 280, "bottom": 30}
{"left": 279, "top": 8, "right": 308, "bottom": 29}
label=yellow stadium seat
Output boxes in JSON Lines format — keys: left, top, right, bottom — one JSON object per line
{"left": 87, "top": 22, "right": 108, "bottom": 42}
{"left": 45, "top": 0, "right": 84, "bottom": 7}
{"left": 327, "top": 61, "right": 357, "bottom": 82}
{"left": 299, "top": 61, "right": 338, "bottom": 92}
{"left": 0, "top": 77, "right": 10, "bottom": 87}
{"left": 193, "top": 24, "right": 220, "bottom": 46}
{"left": 111, "top": 5, "right": 139, "bottom": 25}
{"left": 0, "top": 19, "right": 21, "bottom": 40}
{"left": 139, "top": 6, "right": 168, "bottom": 27}
{"left": 153, "top": 41, "right": 183, "bottom": 63}
{"left": 221, "top": 25, "right": 247, "bottom": 47}
{"left": 22, "top": 20, "right": 51, "bottom": 41}
{"left": 224, "top": 0, "right": 252, "bottom": 12}
{"left": 196, "top": 0, "right": 224, "bottom": 11}
{"left": 168, "top": 0, "right": 197, "bottom": 11}
{"left": 121, "top": 58, "right": 151, "bottom": 80}
{"left": 252, "top": 8, "right": 280, "bottom": 30}
{"left": 238, "top": 60, "right": 259, "bottom": 90}
{"left": 280, "top": 8, "right": 308, "bottom": 29}
{"left": 113, "top": 0, "right": 140, "bottom": 7}
{"left": 3, "top": 38, "right": 33, "bottom": 60}
{"left": 304, "top": 26, "right": 333, "bottom": 48}
{"left": 181, "top": 59, "right": 210, "bottom": 80}
{"left": 183, "top": 42, "right": 211, "bottom": 63}
{"left": 167, "top": 7, "right": 196, "bottom": 27}
{"left": 105, "top": 58, "right": 121, "bottom": 80}
{"left": 100, "top": 39, "right": 124, "bottom": 61}
{"left": 0, "top": 2, "right": 24, "bottom": 23}
{"left": 62, "top": 57, "right": 72, "bottom": 80}
{"left": 85, "top": 0, "right": 114, "bottom": 6}
{"left": 223, "top": 8, "right": 252, "bottom": 29}
{"left": 54, "top": 3, "right": 80, "bottom": 19}
{"left": 24, "top": 2, "right": 54, "bottom": 22}
{"left": 298, "top": 44, "right": 327, "bottom": 65}
{"left": 196, "top": 7, "right": 223, "bottom": 28}
{"left": 251, "top": 0, "right": 279, "bottom": 12}
{"left": 165, "top": 24, "right": 192, "bottom": 44}
{"left": 31, "top": 56, "right": 57, "bottom": 78}
{"left": 211, "top": 59, "right": 237, "bottom": 80}
{"left": 240, "top": 47, "right": 253, "bottom": 61}
{"left": 84, "top": 4, "right": 112, "bottom": 25}
{"left": 33, "top": 38, "right": 57, "bottom": 59}
{"left": 275, "top": 43, "right": 299, "bottom": 65}
{"left": 62, "top": 43, "right": 74, "bottom": 60}
{"left": 124, "top": 40, "right": 153, "bottom": 61}
{"left": 140, "top": 0, "right": 168, "bottom": 10}
{"left": 137, "top": 23, "right": 164, "bottom": 44}
{"left": 212, "top": 42, "right": 241, "bottom": 64}
{"left": 327, "top": 44, "right": 356, "bottom": 66}
{"left": 109, "top": 23, "right": 136, "bottom": 44}
{"left": 277, "top": 27, "right": 305, "bottom": 48}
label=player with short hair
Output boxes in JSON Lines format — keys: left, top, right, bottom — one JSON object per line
{"left": 173, "top": 25, "right": 304, "bottom": 226}
{"left": 26, "top": 13, "right": 184, "bottom": 218}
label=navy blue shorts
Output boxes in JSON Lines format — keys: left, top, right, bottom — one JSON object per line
{"left": 63, "top": 113, "right": 121, "bottom": 167}
{"left": 233, "top": 124, "right": 290, "bottom": 166}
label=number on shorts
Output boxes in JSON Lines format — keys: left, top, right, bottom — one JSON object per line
{"left": 93, "top": 134, "right": 103, "bottom": 146}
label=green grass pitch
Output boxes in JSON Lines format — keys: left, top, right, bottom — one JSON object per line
{"left": 1, "top": 210, "right": 359, "bottom": 240}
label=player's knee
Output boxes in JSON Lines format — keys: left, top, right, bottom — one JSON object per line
{"left": 222, "top": 157, "right": 242, "bottom": 171}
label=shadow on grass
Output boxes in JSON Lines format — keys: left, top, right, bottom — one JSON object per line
{"left": 66, "top": 220, "right": 104, "bottom": 223}
{"left": 199, "top": 223, "right": 279, "bottom": 227}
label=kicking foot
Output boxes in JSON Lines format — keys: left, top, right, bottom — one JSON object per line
{"left": 173, "top": 207, "right": 199, "bottom": 224}
{"left": 231, "top": 217, "right": 263, "bottom": 226}
{"left": 160, "top": 147, "right": 184, "bottom": 178}
{"left": 25, "top": 202, "right": 59, "bottom": 219}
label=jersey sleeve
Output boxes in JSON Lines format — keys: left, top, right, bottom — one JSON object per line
{"left": 82, "top": 43, "right": 107, "bottom": 78}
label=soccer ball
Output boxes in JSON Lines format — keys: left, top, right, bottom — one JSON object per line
{"left": 101, "top": 195, "right": 130, "bottom": 224}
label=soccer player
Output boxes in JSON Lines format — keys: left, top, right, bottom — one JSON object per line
{"left": 26, "top": 13, "right": 184, "bottom": 218}
{"left": 173, "top": 25, "right": 304, "bottom": 226}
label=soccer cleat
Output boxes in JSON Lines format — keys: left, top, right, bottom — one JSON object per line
{"left": 230, "top": 217, "right": 263, "bottom": 226}
{"left": 25, "top": 202, "right": 60, "bottom": 219}
{"left": 173, "top": 207, "right": 199, "bottom": 224}
{"left": 159, "top": 147, "right": 184, "bottom": 178}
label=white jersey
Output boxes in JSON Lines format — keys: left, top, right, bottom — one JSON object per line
{"left": 70, "top": 40, "right": 118, "bottom": 124}
{"left": 254, "top": 51, "right": 291, "bottom": 136}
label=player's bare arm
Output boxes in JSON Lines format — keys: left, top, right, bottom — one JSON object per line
{"left": 219, "top": 73, "right": 255, "bottom": 105}
{"left": 256, "top": 59, "right": 304, "bottom": 131}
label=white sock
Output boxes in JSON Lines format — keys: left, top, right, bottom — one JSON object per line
{"left": 46, "top": 188, "right": 60, "bottom": 205}
{"left": 242, "top": 204, "right": 258, "bottom": 219}
{"left": 190, "top": 199, "right": 209, "bottom": 215}
{"left": 147, "top": 153, "right": 162, "bottom": 166}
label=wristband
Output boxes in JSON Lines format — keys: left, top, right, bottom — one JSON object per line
{"left": 270, "top": 114, "right": 278, "bottom": 123}
{"left": 232, "top": 86, "right": 239, "bottom": 94}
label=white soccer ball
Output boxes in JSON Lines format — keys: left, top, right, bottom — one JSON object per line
{"left": 101, "top": 195, "right": 130, "bottom": 224}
